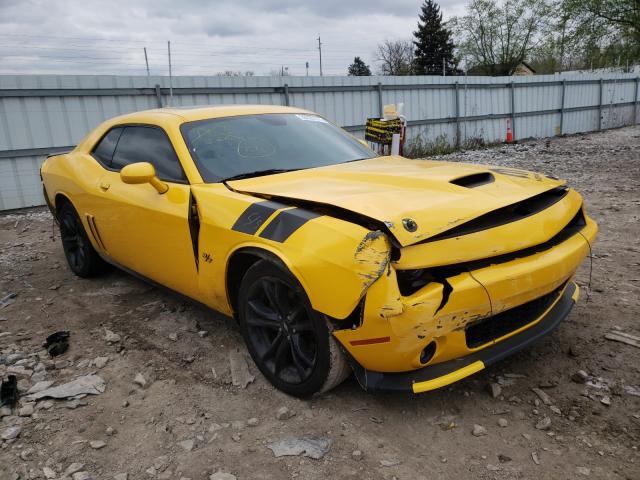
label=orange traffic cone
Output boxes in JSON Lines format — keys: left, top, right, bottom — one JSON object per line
{"left": 505, "top": 119, "right": 513, "bottom": 143}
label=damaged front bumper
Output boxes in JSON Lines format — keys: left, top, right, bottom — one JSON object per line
{"left": 350, "top": 281, "right": 579, "bottom": 393}
{"left": 333, "top": 208, "right": 597, "bottom": 390}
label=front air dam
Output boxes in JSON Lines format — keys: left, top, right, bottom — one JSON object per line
{"left": 349, "top": 282, "right": 579, "bottom": 393}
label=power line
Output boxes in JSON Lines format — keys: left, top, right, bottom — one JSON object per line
{"left": 0, "top": 33, "right": 321, "bottom": 52}
{"left": 0, "top": 46, "right": 358, "bottom": 63}
{"left": 0, "top": 53, "right": 344, "bottom": 69}
{"left": 0, "top": 33, "right": 366, "bottom": 75}
{"left": 0, "top": 33, "right": 367, "bottom": 54}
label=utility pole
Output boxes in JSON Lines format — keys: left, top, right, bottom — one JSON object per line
{"left": 144, "top": 47, "right": 150, "bottom": 76}
{"left": 167, "top": 41, "right": 173, "bottom": 105}
{"left": 306, "top": 61, "right": 309, "bottom": 76}
{"left": 317, "top": 35, "right": 323, "bottom": 76}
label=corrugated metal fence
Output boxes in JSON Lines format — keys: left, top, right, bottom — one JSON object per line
{"left": 1, "top": 72, "right": 639, "bottom": 210}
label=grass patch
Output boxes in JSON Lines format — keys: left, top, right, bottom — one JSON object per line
{"left": 403, "top": 132, "right": 491, "bottom": 159}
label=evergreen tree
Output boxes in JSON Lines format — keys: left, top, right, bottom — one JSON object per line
{"left": 348, "top": 57, "right": 372, "bottom": 76}
{"left": 413, "top": 0, "right": 458, "bottom": 75}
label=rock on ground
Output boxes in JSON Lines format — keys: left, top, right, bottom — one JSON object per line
{"left": 275, "top": 406, "right": 295, "bottom": 420}
{"left": 228, "top": 349, "right": 255, "bottom": 388}
{"left": 27, "top": 374, "right": 106, "bottom": 400}
{"left": 472, "top": 424, "right": 488, "bottom": 437}
{"left": 267, "top": 436, "right": 332, "bottom": 459}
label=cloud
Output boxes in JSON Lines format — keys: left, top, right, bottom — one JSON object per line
{"left": 0, "top": 0, "right": 468, "bottom": 75}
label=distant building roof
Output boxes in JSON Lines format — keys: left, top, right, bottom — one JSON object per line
{"left": 467, "top": 62, "right": 536, "bottom": 76}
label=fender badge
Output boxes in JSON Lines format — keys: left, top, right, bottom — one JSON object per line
{"left": 402, "top": 218, "right": 418, "bottom": 232}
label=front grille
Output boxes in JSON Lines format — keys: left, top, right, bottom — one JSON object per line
{"left": 425, "top": 187, "right": 569, "bottom": 242}
{"left": 464, "top": 282, "right": 566, "bottom": 348}
{"left": 396, "top": 207, "right": 585, "bottom": 297}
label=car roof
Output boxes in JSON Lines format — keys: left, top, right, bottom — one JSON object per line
{"left": 111, "top": 104, "right": 314, "bottom": 124}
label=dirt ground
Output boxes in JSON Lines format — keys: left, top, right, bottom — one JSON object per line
{"left": 1, "top": 126, "right": 639, "bottom": 480}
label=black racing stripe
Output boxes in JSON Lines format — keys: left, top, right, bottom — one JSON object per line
{"left": 231, "top": 200, "right": 287, "bottom": 234}
{"left": 259, "top": 208, "right": 322, "bottom": 243}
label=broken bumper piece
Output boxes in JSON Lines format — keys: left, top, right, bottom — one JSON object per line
{"left": 351, "top": 282, "right": 579, "bottom": 394}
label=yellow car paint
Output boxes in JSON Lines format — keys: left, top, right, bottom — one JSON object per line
{"left": 227, "top": 155, "right": 566, "bottom": 247}
{"left": 397, "top": 188, "right": 584, "bottom": 269}
{"left": 41, "top": 105, "right": 597, "bottom": 393}
{"left": 120, "top": 162, "right": 169, "bottom": 194}
{"left": 412, "top": 360, "right": 485, "bottom": 394}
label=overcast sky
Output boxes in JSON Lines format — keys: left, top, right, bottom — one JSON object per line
{"left": 0, "top": 0, "right": 467, "bottom": 76}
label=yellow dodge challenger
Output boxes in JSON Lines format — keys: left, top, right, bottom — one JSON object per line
{"left": 40, "top": 105, "right": 597, "bottom": 397}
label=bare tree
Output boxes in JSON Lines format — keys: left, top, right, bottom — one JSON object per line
{"left": 451, "top": 0, "right": 551, "bottom": 74}
{"left": 375, "top": 39, "right": 415, "bottom": 75}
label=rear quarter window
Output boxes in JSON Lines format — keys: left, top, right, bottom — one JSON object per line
{"left": 92, "top": 127, "right": 123, "bottom": 167}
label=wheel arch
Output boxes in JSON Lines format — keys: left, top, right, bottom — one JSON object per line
{"left": 225, "top": 245, "right": 303, "bottom": 318}
{"left": 52, "top": 192, "right": 80, "bottom": 224}
{"left": 54, "top": 192, "right": 73, "bottom": 214}
{"left": 53, "top": 193, "right": 103, "bottom": 253}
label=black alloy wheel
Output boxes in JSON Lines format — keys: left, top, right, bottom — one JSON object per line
{"left": 245, "top": 276, "right": 317, "bottom": 385}
{"left": 238, "top": 260, "right": 350, "bottom": 397}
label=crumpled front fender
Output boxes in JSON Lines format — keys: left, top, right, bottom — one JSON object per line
{"left": 226, "top": 214, "right": 393, "bottom": 321}
{"left": 269, "top": 217, "right": 392, "bottom": 320}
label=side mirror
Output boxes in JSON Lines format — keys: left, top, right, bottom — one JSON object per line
{"left": 120, "top": 162, "right": 168, "bottom": 194}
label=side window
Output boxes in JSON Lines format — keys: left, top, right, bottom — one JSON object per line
{"left": 92, "top": 127, "right": 123, "bottom": 167}
{"left": 112, "top": 126, "right": 186, "bottom": 182}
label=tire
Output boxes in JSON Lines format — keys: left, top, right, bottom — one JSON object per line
{"left": 58, "top": 201, "right": 107, "bottom": 278}
{"left": 238, "top": 260, "right": 351, "bottom": 397}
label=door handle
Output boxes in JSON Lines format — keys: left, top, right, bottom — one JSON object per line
{"left": 99, "top": 181, "right": 110, "bottom": 191}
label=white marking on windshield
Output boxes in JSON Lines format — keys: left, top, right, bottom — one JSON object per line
{"left": 295, "top": 114, "right": 328, "bottom": 123}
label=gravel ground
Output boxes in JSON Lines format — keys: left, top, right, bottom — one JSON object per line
{"left": 1, "top": 126, "right": 639, "bottom": 480}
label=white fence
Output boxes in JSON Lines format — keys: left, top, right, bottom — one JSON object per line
{"left": 1, "top": 73, "right": 639, "bottom": 210}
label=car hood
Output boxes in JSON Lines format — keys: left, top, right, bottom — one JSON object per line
{"left": 227, "top": 156, "right": 565, "bottom": 247}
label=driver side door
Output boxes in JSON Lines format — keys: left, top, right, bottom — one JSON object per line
{"left": 88, "top": 124, "right": 199, "bottom": 297}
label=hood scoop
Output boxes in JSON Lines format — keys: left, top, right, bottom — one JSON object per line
{"left": 450, "top": 172, "right": 494, "bottom": 188}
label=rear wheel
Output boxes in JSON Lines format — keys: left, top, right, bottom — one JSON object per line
{"left": 238, "top": 260, "right": 350, "bottom": 397}
{"left": 58, "top": 202, "right": 106, "bottom": 278}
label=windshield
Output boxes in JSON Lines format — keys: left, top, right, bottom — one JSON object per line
{"left": 180, "top": 113, "right": 377, "bottom": 182}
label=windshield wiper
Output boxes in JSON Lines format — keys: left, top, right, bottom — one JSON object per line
{"left": 342, "top": 156, "right": 374, "bottom": 164}
{"left": 222, "top": 168, "right": 299, "bottom": 182}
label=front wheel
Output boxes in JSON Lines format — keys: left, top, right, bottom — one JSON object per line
{"left": 238, "top": 260, "right": 351, "bottom": 397}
